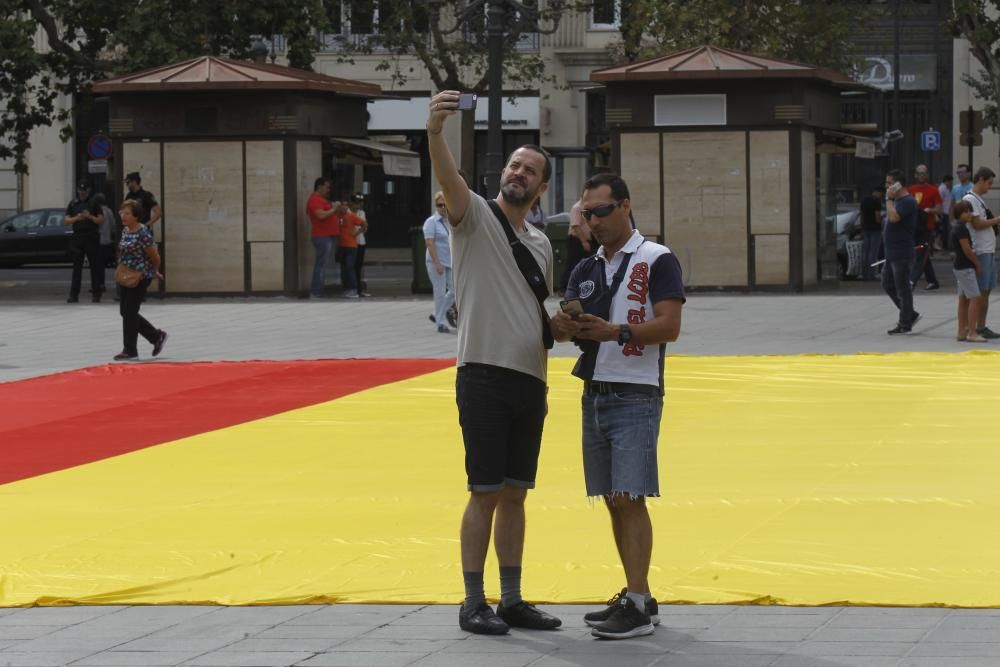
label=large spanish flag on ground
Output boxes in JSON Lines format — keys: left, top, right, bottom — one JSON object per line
{"left": 4, "top": 352, "right": 1000, "bottom": 608}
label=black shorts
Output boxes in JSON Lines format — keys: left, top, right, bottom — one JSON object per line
{"left": 455, "top": 363, "right": 547, "bottom": 492}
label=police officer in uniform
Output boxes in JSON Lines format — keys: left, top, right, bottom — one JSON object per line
{"left": 64, "top": 180, "right": 105, "bottom": 303}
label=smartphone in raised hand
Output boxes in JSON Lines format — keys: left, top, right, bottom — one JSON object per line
{"left": 457, "top": 93, "right": 478, "bottom": 111}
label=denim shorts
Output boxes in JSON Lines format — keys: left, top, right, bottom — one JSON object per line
{"left": 581, "top": 390, "right": 662, "bottom": 498}
{"left": 954, "top": 268, "right": 981, "bottom": 299}
{"left": 977, "top": 253, "right": 998, "bottom": 292}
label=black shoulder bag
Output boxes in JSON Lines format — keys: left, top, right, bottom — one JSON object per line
{"left": 486, "top": 200, "right": 554, "bottom": 349}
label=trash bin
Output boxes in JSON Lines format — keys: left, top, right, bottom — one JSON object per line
{"left": 410, "top": 226, "right": 433, "bottom": 294}
{"left": 544, "top": 212, "right": 570, "bottom": 291}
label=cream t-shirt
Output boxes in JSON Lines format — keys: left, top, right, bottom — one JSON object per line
{"left": 451, "top": 192, "right": 554, "bottom": 382}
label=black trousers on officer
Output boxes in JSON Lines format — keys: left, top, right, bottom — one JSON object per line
{"left": 69, "top": 234, "right": 104, "bottom": 298}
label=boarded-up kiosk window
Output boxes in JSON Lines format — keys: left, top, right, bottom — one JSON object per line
{"left": 654, "top": 94, "right": 726, "bottom": 126}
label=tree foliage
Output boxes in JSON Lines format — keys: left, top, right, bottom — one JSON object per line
{"left": 0, "top": 0, "right": 327, "bottom": 173}
{"left": 328, "top": 0, "right": 585, "bottom": 93}
{"left": 613, "top": 0, "right": 877, "bottom": 72}
{"left": 950, "top": 0, "right": 1000, "bottom": 134}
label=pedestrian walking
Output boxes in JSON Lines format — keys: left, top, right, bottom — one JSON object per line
{"left": 427, "top": 90, "right": 561, "bottom": 636}
{"left": 423, "top": 192, "right": 456, "bottom": 333}
{"left": 907, "top": 165, "right": 941, "bottom": 290}
{"left": 950, "top": 200, "right": 988, "bottom": 343}
{"left": 550, "top": 172, "right": 685, "bottom": 640}
{"left": 113, "top": 199, "right": 166, "bottom": 361}
{"left": 961, "top": 167, "right": 1000, "bottom": 338}
{"left": 883, "top": 169, "right": 920, "bottom": 335}
{"left": 348, "top": 194, "right": 370, "bottom": 296}
{"left": 64, "top": 180, "right": 106, "bottom": 303}
{"left": 307, "top": 178, "right": 338, "bottom": 298}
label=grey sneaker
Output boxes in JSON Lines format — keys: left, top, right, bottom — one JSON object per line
{"left": 977, "top": 326, "right": 1000, "bottom": 340}
{"left": 584, "top": 588, "right": 660, "bottom": 627}
{"left": 590, "top": 596, "right": 654, "bottom": 640}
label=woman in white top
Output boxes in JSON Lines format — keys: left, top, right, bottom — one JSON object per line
{"left": 423, "top": 191, "right": 456, "bottom": 333}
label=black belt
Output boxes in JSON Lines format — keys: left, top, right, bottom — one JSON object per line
{"left": 584, "top": 381, "right": 660, "bottom": 396}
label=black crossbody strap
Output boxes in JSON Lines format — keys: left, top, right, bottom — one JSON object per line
{"left": 487, "top": 199, "right": 554, "bottom": 349}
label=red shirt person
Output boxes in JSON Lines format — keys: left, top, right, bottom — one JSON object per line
{"left": 307, "top": 177, "right": 338, "bottom": 297}
{"left": 907, "top": 165, "right": 942, "bottom": 242}
{"left": 907, "top": 164, "right": 943, "bottom": 290}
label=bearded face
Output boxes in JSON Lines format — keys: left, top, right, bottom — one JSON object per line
{"left": 500, "top": 172, "right": 536, "bottom": 206}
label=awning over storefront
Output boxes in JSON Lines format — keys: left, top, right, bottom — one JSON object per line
{"left": 330, "top": 137, "right": 420, "bottom": 177}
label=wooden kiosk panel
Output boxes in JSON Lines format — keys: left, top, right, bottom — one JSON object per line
{"left": 163, "top": 142, "right": 245, "bottom": 293}
{"left": 662, "top": 132, "right": 748, "bottom": 287}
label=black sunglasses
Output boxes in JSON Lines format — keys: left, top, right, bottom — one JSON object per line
{"left": 582, "top": 201, "right": 621, "bottom": 221}
{"left": 435, "top": 202, "right": 446, "bottom": 208}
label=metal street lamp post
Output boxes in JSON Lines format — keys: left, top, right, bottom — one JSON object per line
{"left": 438, "top": 0, "right": 566, "bottom": 195}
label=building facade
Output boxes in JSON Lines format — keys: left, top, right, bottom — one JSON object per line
{"left": 12, "top": 0, "right": 1000, "bottom": 248}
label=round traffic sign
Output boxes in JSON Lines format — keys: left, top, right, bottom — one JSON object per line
{"left": 87, "top": 134, "right": 113, "bottom": 160}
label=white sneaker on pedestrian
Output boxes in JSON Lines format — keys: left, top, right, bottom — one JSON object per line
{"left": 344, "top": 290, "right": 360, "bottom": 298}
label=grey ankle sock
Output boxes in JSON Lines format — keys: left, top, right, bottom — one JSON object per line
{"left": 463, "top": 571, "right": 486, "bottom": 610}
{"left": 625, "top": 590, "right": 646, "bottom": 608}
{"left": 499, "top": 566, "right": 523, "bottom": 606}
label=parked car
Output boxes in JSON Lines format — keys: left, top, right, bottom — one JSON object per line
{"left": 0, "top": 208, "right": 116, "bottom": 268}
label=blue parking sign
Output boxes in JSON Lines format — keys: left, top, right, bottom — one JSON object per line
{"left": 920, "top": 130, "right": 941, "bottom": 152}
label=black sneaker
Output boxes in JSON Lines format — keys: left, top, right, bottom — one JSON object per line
{"left": 590, "top": 596, "right": 654, "bottom": 640}
{"left": 446, "top": 304, "right": 458, "bottom": 328}
{"left": 887, "top": 324, "right": 912, "bottom": 335}
{"left": 584, "top": 589, "right": 660, "bottom": 627}
{"left": 113, "top": 352, "right": 138, "bottom": 361}
{"left": 66, "top": 296, "right": 79, "bottom": 303}
{"left": 922, "top": 283, "right": 939, "bottom": 291}
{"left": 977, "top": 327, "right": 1000, "bottom": 340}
{"left": 458, "top": 603, "right": 509, "bottom": 635}
{"left": 152, "top": 330, "right": 168, "bottom": 357}
{"left": 909, "top": 311, "right": 922, "bottom": 327}
{"left": 496, "top": 600, "right": 561, "bottom": 630}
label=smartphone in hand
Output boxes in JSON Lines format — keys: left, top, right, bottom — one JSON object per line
{"left": 560, "top": 298, "right": 584, "bottom": 318}
{"left": 457, "top": 93, "right": 478, "bottom": 111}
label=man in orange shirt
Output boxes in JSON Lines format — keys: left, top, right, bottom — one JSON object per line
{"left": 307, "top": 178, "right": 338, "bottom": 298}
{"left": 334, "top": 202, "right": 367, "bottom": 298}
{"left": 907, "top": 164, "right": 942, "bottom": 290}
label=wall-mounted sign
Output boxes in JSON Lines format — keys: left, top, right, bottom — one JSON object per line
{"left": 855, "top": 55, "right": 938, "bottom": 91}
{"left": 87, "top": 134, "right": 113, "bottom": 160}
{"left": 920, "top": 130, "right": 941, "bottom": 152}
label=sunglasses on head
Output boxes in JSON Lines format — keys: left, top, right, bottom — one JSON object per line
{"left": 581, "top": 201, "right": 621, "bottom": 221}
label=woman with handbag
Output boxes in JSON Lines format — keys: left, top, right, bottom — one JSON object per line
{"left": 114, "top": 199, "right": 167, "bottom": 361}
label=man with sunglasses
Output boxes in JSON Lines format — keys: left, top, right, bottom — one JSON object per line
{"left": 427, "top": 91, "right": 560, "bottom": 636}
{"left": 551, "top": 173, "right": 685, "bottom": 639}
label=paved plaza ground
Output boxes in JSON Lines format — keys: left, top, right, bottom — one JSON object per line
{"left": 3, "top": 256, "right": 1000, "bottom": 666}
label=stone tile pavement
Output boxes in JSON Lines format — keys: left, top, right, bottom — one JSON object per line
{"left": 4, "top": 603, "right": 1000, "bottom": 666}
{"left": 3, "top": 287, "right": 1000, "bottom": 665}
